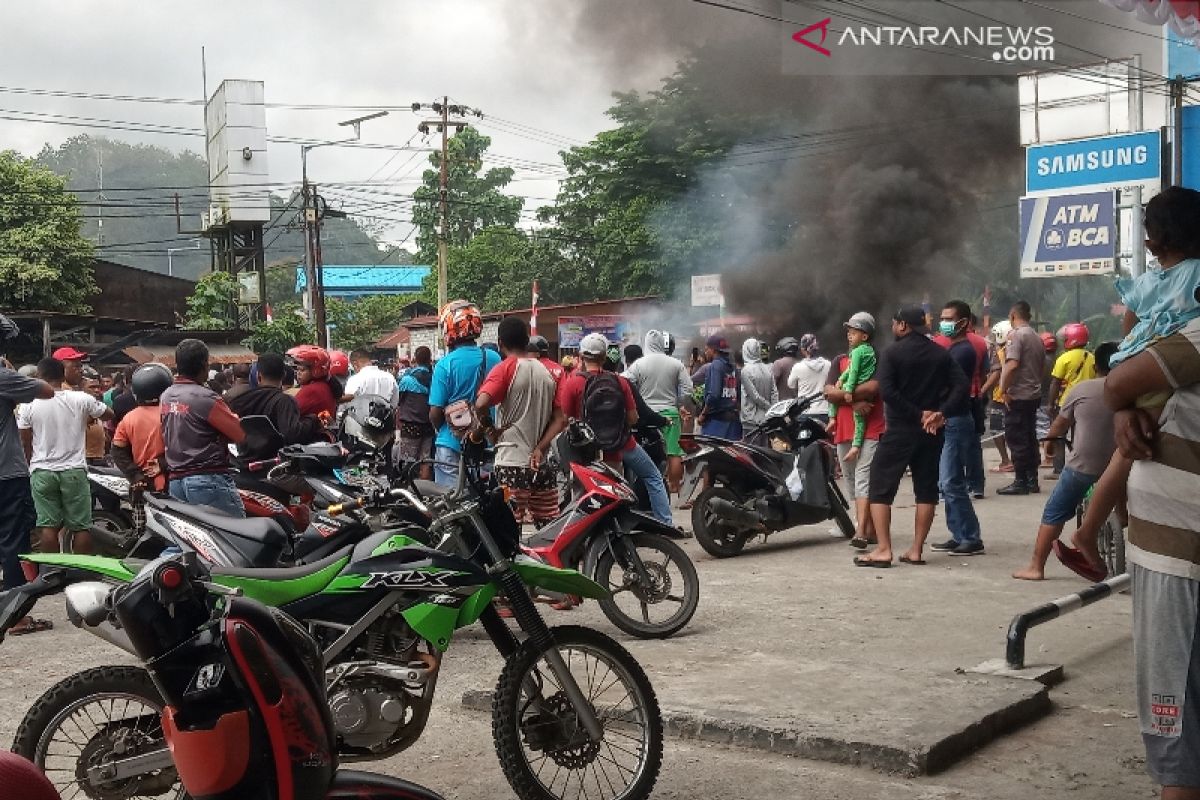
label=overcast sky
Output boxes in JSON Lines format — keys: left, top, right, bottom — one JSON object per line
{"left": 0, "top": 1, "right": 694, "bottom": 248}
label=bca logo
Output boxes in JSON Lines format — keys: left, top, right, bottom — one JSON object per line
{"left": 363, "top": 570, "right": 454, "bottom": 589}
{"left": 1044, "top": 228, "right": 1064, "bottom": 250}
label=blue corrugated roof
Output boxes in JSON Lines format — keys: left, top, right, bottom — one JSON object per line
{"left": 295, "top": 265, "right": 431, "bottom": 294}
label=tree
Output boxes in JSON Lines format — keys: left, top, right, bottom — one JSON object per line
{"left": 243, "top": 305, "right": 314, "bottom": 354}
{"left": 326, "top": 295, "right": 413, "bottom": 352}
{"left": 0, "top": 151, "right": 97, "bottom": 312}
{"left": 411, "top": 127, "right": 523, "bottom": 265}
{"left": 184, "top": 271, "right": 238, "bottom": 329}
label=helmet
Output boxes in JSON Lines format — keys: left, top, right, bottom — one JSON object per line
{"left": 341, "top": 394, "right": 395, "bottom": 451}
{"left": 527, "top": 335, "right": 549, "bottom": 356}
{"left": 1060, "top": 322, "right": 1090, "bottom": 350}
{"left": 1040, "top": 331, "right": 1057, "bottom": 353}
{"left": 285, "top": 345, "right": 330, "bottom": 380}
{"left": 131, "top": 363, "right": 173, "bottom": 404}
{"left": 328, "top": 349, "right": 349, "bottom": 377}
{"left": 843, "top": 312, "right": 876, "bottom": 338}
{"left": 776, "top": 336, "right": 799, "bottom": 356}
{"left": 439, "top": 299, "right": 483, "bottom": 347}
{"left": 799, "top": 333, "right": 819, "bottom": 356}
{"left": 989, "top": 320, "right": 1012, "bottom": 346}
{"left": 605, "top": 344, "right": 622, "bottom": 368}
{"left": 662, "top": 332, "right": 676, "bottom": 356}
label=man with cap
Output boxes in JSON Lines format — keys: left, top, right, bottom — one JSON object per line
{"left": 855, "top": 306, "right": 969, "bottom": 567}
{"left": 52, "top": 346, "right": 88, "bottom": 389}
{"left": 697, "top": 334, "right": 742, "bottom": 440}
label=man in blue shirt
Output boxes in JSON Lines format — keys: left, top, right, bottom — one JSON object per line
{"left": 428, "top": 300, "right": 501, "bottom": 486}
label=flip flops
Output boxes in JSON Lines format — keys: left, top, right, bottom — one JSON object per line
{"left": 1052, "top": 540, "right": 1107, "bottom": 583}
{"left": 853, "top": 557, "right": 892, "bottom": 568}
{"left": 989, "top": 464, "right": 1015, "bottom": 474}
{"left": 8, "top": 617, "right": 53, "bottom": 636}
{"left": 898, "top": 555, "right": 927, "bottom": 565}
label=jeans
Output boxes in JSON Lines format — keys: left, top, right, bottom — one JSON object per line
{"left": 1003, "top": 398, "right": 1041, "bottom": 485}
{"left": 622, "top": 443, "right": 673, "bottom": 525}
{"left": 169, "top": 474, "right": 245, "bottom": 518}
{"left": 967, "top": 397, "right": 986, "bottom": 495}
{"left": 433, "top": 446, "right": 460, "bottom": 488}
{"left": 1040, "top": 466, "right": 1099, "bottom": 526}
{"left": 0, "top": 477, "right": 36, "bottom": 590}
{"left": 938, "top": 415, "right": 982, "bottom": 546}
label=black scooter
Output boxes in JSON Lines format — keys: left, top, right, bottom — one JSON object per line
{"left": 685, "top": 394, "right": 856, "bottom": 557}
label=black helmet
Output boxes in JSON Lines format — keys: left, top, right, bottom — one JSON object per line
{"left": 131, "top": 363, "right": 173, "bottom": 404}
{"left": 776, "top": 336, "right": 799, "bottom": 356}
{"left": 527, "top": 335, "right": 549, "bottom": 356}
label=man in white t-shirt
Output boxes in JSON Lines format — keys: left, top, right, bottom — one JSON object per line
{"left": 17, "top": 357, "right": 111, "bottom": 553}
{"left": 343, "top": 349, "right": 399, "bottom": 407}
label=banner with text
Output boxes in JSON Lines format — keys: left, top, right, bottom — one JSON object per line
{"left": 1019, "top": 190, "right": 1117, "bottom": 279}
{"left": 558, "top": 315, "right": 637, "bottom": 349}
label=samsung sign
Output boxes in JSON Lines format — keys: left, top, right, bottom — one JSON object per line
{"left": 1026, "top": 131, "right": 1160, "bottom": 194}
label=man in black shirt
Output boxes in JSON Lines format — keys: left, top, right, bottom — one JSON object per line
{"left": 227, "top": 353, "right": 326, "bottom": 459}
{"left": 855, "top": 306, "right": 968, "bottom": 568}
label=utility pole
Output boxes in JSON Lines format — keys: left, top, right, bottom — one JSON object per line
{"left": 415, "top": 98, "right": 481, "bottom": 310}
{"left": 1172, "top": 76, "right": 1185, "bottom": 186}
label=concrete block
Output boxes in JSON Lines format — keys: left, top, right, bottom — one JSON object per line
{"left": 968, "top": 658, "right": 1065, "bottom": 686}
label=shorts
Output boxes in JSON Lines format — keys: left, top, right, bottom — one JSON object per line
{"left": 660, "top": 408, "right": 683, "bottom": 457}
{"left": 1132, "top": 564, "right": 1200, "bottom": 787}
{"left": 1039, "top": 466, "right": 1099, "bottom": 526}
{"left": 867, "top": 427, "right": 943, "bottom": 506}
{"left": 836, "top": 439, "right": 878, "bottom": 500}
{"left": 988, "top": 402, "right": 1006, "bottom": 433}
{"left": 30, "top": 467, "right": 93, "bottom": 530}
{"left": 394, "top": 423, "right": 434, "bottom": 466}
{"left": 495, "top": 465, "right": 559, "bottom": 524}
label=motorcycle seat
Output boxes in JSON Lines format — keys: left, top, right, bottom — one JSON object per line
{"left": 211, "top": 544, "right": 352, "bottom": 581}
{"left": 88, "top": 465, "right": 125, "bottom": 478}
{"left": 150, "top": 497, "right": 288, "bottom": 547}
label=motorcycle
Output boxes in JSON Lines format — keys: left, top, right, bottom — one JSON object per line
{"left": 1, "top": 434, "right": 664, "bottom": 800}
{"left": 17, "top": 551, "right": 445, "bottom": 800}
{"left": 532, "top": 420, "right": 700, "bottom": 639}
{"left": 685, "top": 394, "right": 856, "bottom": 557}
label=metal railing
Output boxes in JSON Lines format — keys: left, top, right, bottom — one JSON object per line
{"left": 1005, "top": 573, "right": 1130, "bottom": 669}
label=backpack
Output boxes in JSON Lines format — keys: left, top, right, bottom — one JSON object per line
{"left": 582, "top": 371, "right": 630, "bottom": 451}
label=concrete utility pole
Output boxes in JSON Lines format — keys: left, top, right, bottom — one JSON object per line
{"left": 415, "top": 98, "right": 481, "bottom": 310}
{"left": 300, "top": 111, "right": 388, "bottom": 347}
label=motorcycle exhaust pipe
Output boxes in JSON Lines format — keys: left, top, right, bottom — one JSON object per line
{"left": 65, "top": 583, "right": 137, "bottom": 656}
{"left": 707, "top": 497, "right": 763, "bottom": 528}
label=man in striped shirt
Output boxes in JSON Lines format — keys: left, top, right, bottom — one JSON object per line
{"left": 1105, "top": 317, "right": 1200, "bottom": 795}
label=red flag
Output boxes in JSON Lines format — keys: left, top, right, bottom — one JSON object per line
{"left": 530, "top": 280, "right": 540, "bottom": 335}
{"left": 265, "top": 304, "right": 274, "bottom": 323}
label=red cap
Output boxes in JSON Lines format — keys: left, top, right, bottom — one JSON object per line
{"left": 51, "top": 347, "right": 88, "bottom": 361}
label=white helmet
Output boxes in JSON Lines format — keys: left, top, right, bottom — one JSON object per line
{"left": 579, "top": 333, "right": 609, "bottom": 357}
{"left": 989, "top": 320, "right": 1012, "bottom": 346}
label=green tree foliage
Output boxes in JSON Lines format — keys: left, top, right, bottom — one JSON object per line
{"left": 412, "top": 127, "right": 523, "bottom": 265}
{"left": 326, "top": 295, "right": 413, "bottom": 351}
{"left": 243, "top": 305, "right": 314, "bottom": 354}
{"left": 184, "top": 271, "right": 238, "bottom": 329}
{"left": 0, "top": 151, "right": 97, "bottom": 312}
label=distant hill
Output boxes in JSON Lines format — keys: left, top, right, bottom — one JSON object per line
{"left": 35, "top": 135, "right": 408, "bottom": 280}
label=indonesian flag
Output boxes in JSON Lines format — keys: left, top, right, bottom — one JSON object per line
{"left": 265, "top": 304, "right": 274, "bottom": 323}
{"left": 1102, "top": 0, "right": 1200, "bottom": 42}
{"left": 531, "top": 280, "right": 540, "bottom": 335}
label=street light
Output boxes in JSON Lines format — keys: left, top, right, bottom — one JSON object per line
{"left": 166, "top": 240, "right": 202, "bottom": 277}
{"left": 301, "top": 111, "right": 390, "bottom": 347}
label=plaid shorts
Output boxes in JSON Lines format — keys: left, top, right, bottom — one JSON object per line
{"left": 495, "top": 465, "right": 560, "bottom": 524}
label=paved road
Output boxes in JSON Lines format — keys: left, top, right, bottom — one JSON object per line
{"left": 0, "top": 455, "right": 1155, "bottom": 799}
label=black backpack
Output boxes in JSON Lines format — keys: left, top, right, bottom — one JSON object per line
{"left": 582, "top": 371, "right": 630, "bottom": 451}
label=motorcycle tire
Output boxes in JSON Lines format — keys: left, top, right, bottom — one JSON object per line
{"left": 85, "top": 510, "right": 137, "bottom": 557}
{"left": 13, "top": 665, "right": 183, "bottom": 800}
{"left": 690, "top": 487, "right": 749, "bottom": 558}
{"left": 828, "top": 481, "right": 857, "bottom": 539}
{"left": 592, "top": 533, "right": 699, "bottom": 639}
{"left": 492, "top": 624, "right": 663, "bottom": 800}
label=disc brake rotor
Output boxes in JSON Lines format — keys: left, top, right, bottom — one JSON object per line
{"left": 521, "top": 692, "right": 600, "bottom": 769}
{"left": 75, "top": 720, "right": 177, "bottom": 799}
{"left": 624, "top": 559, "right": 670, "bottom": 603}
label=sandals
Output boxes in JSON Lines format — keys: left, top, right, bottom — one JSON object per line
{"left": 853, "top": 557, "right": 892, "bottom": 568}
{"left": 8, "top": 617, "right": 53, "bottom": 636}
{"left": 988, "top": 464, "right": 1015, "bottom": 474}
{"left": 1052, "top": 541, "right": 1107, "bottom": 583}
{"left": 898, "top": 555, "right": 927, "bottom": 565}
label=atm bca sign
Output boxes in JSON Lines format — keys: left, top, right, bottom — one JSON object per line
{"left": 1019, "top": 191, "right": 1116, "bottom": 279}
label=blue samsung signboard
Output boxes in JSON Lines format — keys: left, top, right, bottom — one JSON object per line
{"left": 1019, "top": 191, "right": 1117, "bottom": 279}
{"left": 1026, "top": 131, "right": 1160, "bottom": 194}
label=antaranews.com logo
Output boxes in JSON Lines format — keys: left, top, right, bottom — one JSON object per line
{"left": 784, "top": 15, "right": 1057, "bottom": 76}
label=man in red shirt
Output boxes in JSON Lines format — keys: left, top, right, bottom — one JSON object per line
{"left": 287, "top": 345, "right": 338, "bottom": 424}
{"left": 527, "top": 335, "right": 564, "bottom": 384}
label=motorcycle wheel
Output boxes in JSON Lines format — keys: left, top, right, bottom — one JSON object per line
{"left": 492, "top": 624, "right": 663, "bottom": 800}
{"left": 828, "top": 482, "right": 857, "bottom": 539}
{"left": 86, "top": 509, "right": 136, "bottom": 557}
{"left": 13, "top": 665, "right": 184, "bottom": 800}
{"left": 591, "top": 533, "right": 699, "bottom": 639}
{"left": 690, "top": 487, "right": 749, "bottom": 558}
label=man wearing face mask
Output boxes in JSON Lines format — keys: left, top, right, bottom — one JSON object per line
{"left": 929, "top": 300, "right": 985, "bottom": 556}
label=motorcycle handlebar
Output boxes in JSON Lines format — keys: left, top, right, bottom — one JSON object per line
{"left": 326, "top": 497, "right": 367, "bottom": 517}
{"left": 246, "top": 456, "right": 282, "bottom": 472}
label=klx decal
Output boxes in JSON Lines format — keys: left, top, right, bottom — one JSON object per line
{"left": 363, "top": 570, "right": 454, "bottom": 590}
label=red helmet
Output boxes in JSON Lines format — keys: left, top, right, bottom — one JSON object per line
{"left": 328, "top": 349, "right": 349, "bottom": 377}
{"left": 1059, "top": 322, "right": 1089, "bottom": 350}
{"left": 285, "top": 344, "right": 330, "bottom": 380}
{"left": 439, "top": 299, "right": 483, "bottom": 346}
{"left": 1040, "top": 331, "right": 1057, "bottom": 353}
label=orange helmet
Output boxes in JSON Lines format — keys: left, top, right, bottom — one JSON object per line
{"left": 285, "top": 344, "right": 330, "bottom": 380}
{"left": 1059, "top": 322, "right": 1089, "bottom": 350}
{"left": 1040, "top": 331, "right": 1057, "bottom": 353}
{"left": 439, "top": 299, "right": 483, "bottom": 347}
{"left": 328, "top": 349, "right": 350, "bottom": 377}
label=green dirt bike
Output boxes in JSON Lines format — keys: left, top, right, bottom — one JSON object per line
{"left": 0, "top": 438, "right": 664, "bottom": 800}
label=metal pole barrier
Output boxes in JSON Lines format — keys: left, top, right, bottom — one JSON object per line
{"left": 1005, "top": 573, "right": 1131, "bottom": 670}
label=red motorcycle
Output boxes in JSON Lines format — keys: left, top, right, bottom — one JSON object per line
{"left": 523, "top": 422, "right": 700, "bottom": 639}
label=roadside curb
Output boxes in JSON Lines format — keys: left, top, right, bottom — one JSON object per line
{"left": 461, "top": 675, "right": 1051, "bottom": 776}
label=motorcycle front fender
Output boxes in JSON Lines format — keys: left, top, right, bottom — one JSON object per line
{"left": 511, "top": 554, "right": 607, "bottom": 600}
